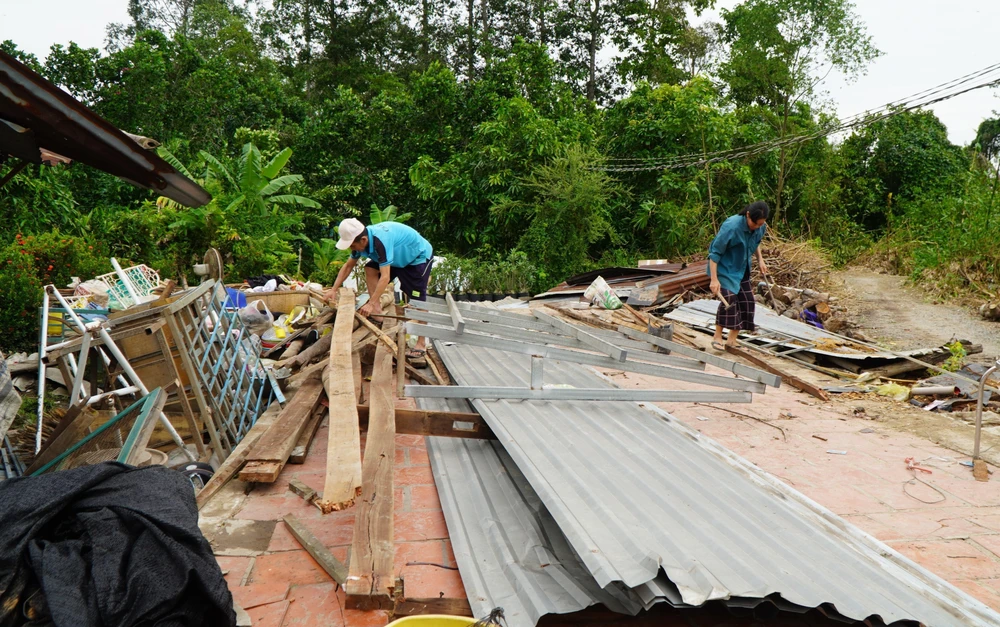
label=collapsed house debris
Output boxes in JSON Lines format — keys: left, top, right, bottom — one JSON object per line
{"left": 4, "top": 243, "right": 1000, "bottom": 627}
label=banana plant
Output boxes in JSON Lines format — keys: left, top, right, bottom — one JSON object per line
{"left": 369, "top": 203, "right": 413, "bottom": 224}
{"left": 200, "top": 144, "right": 322, "bottom": 215}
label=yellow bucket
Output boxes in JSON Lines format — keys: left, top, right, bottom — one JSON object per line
{"left": 386, "top": 616, "right": 476, "bottom": 627}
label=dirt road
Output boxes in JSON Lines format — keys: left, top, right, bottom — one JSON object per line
{"left": 835, "top": 268, "right": 1000, "bottom": 360}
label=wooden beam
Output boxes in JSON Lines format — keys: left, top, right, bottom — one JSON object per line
{"left": 196, "top": 401, "right": 282, "bottom": 509}
{"left": 725, "top": 345, "right": 829, "bottom": 401}
{"left": 288, "top": 478, "right": 318, "bottom": 504}
{"left": 288, "top": 404, "right": 326, "bottom": 464}
{"left": 283, "top": 514, "right": 348, "bottom": 585}
{"left": 358, "top": 405, "right": 494, "bottom": 439}
{"left": 425, "top": 345, "right": 451, "bottom": 386}
{"left": 355, "top": 311, "right": 398, "bottom": 353}
{"left": 239, "top": 378, "right": 325, "bottom": 483}
{"left": 316, "top": 288, "right": 363, "bottom": 513}
{"left": 346, "top": 317, "right": 397, "bottom": 609}
{"left": 393, "top": 598, "right": 473, "bottom": 618}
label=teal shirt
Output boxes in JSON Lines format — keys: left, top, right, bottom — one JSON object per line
{"left": 350, "top": 222, "right": 433, "bottom": 268}
{"left": 706, "top": 214, "right": 766, "bottom": 294}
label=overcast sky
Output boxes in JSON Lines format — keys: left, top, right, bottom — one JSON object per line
{"left": 1, "top": 0, "right": 997, "bottom": 145}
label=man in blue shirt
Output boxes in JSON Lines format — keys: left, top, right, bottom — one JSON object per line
{"left": 327, "top": 218, "right": 434, "bottom": 358}
{"left": 706, "top": 201, "right": 769, "bottom": 351}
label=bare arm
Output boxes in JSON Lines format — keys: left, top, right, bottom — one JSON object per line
{"left": 755, "top": 248, "right": 767, "bottom": 275}
{"left": 709, "top": 260, "right": 721, "bottom": 295}
{"left": 331, "top": 257, "right": 357, "bottom": 292}
{"left": 359, "top": 265, "right": 393, "bottom": 316}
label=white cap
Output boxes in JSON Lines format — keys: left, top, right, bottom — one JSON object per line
{"left": 335, "top": 218, "right": 366, "bottom": 250}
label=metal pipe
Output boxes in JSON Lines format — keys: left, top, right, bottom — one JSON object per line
{"left": 35, "top": 290, "right": 50, "bottom": 453}
{"left": 911, "top": 386, "right": 961, "bottom": 397}
{"left": 111, "top": 257, "right": 142, "bottom": 305}
{"left": 974, "top": 359, "right": 999, "bottom": 461}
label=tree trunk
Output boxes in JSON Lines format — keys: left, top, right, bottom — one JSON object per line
{"left": 420, "top": 0, "right": 430, "bottom": 61}
{"left": 586, "top": 0, "right": 600, "bottom": 101}
{"left": 481, "top": 0, "right": 491, "bottom": 66}
{"left": 774, "top": 97, "right": 790, "bottom": 223}
{"left": 701, "top": 127, "right": 714, "bottom": 225}
{"left": 467, "top": 0, "right": 476, "bottom": 79}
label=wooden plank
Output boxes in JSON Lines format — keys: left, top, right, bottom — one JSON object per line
{"left": 283, "top": 514, "right": 348, "bottom": 585}
{"left": 355, "top": 311, "right": 398, "bottom": 353}
{"left": 424, "top": 345, "right": 451, "bottom": 386}
{"left": 353, "top": 350, "right": 363, "bottom": 402}
{"left": 289, "top": 404, "right": 326, "bottom": 464}
{"left": 358, "top": 405, "right": 494, "bottom": 439}
{"left": 393, "top": 598, "right": 473, "bottom": 617}
{"left": 154, "top": 327, "right": 207, "bottom": 456}
{"left": 404, "top": 363, "right": 437, "bottom": 386}
{"left": 239, "top": 378, "right": 324, "bottom": 482}
{"left": 25, "top": 403, "right": 94, "bottom": 475}
{"left": 725, "top": 345, "right": 829, "bottom": 401}
{"left": 316, "top": 288, "right": 364, "bottom": 513}
{"left": 195, "top": 401, "right": 283, "bottom": 509}
{"left": 288, "top": 478, "right": 318, "bottom": 503}
{"left": 396, "top": 325, "right": 406, "bottom": 397}
{"left": 346, "top": 317, "right": 397, "bottom": 609}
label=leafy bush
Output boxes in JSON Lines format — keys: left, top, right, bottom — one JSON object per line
{"left": 0, "top": 243, "right": 45, "bottom": 353}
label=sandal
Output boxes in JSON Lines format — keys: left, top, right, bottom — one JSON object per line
{"left": 711, "top": 341, "right": 726, "bottom": 352}
{"left": 406, "top": 348, "right": 426, "bottom": 359}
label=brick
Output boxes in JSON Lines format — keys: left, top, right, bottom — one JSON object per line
{"left": 396, "top": 510, "right": 449, "bottom": 542}
{"left": 396, "top": 465, "right": 435, "bottom": 487}
{"left": 409, "top": 485, "right": 442, "bottom": 511}
{"left": 215, "top": 555, "right": 252, "bottom": 587}
{"left": 395, "top": 434, "right": 426, "bottom": 447}
{"left": 407, "top": 446, "right": 429, "bottom": 467}
{"left": 229, "top": 582, "right": 290, "bottom": 609}
{"left": 247, "top": 600, "right": 290, "bottom": 627}
{"left": 281, "top": 583, "right": 391, "bottom": 627}
{"left": 251, "top": 550, "right": 331, "bottom": 587}
{"left": 236, "top": 493, "right": 327, "bottom": 521}
{"left": 268, "top": 511, "right": 356, "bottom": 552}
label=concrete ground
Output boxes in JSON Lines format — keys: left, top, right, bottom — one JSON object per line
{"left": 200, "top": 350, "right": 1000, "bottom": 625}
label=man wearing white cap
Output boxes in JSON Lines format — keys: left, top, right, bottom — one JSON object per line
{"left": 326, "top": 217, "right": 434, "bottom": 358}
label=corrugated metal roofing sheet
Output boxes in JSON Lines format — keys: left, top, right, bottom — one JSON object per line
{"left": 430, "top": 340, "right": 1000, "bottom": 626}
{"left": 666, "top": 299, "right": 936, "bottom": 360}
{"left": 422, "top": 396, "right": 644, "bottom": 626}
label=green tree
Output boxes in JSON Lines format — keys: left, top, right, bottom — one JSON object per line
{"left": 516, "top": 145, "right": 622, "bottom": 285}
{"left": 719, "top": 0, "right": 880, "bottom": 222}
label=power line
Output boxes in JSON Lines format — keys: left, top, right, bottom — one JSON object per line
{"left": 595, "top": 61, "right": 1000, "bottom": 172}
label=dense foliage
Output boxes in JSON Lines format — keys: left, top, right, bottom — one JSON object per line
{"left": 1, "top": 0, "right": 998, "bottom": 352}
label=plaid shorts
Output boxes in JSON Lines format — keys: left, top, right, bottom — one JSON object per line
{"left": 716, "top": 275, "right": 756, "bottom": 332}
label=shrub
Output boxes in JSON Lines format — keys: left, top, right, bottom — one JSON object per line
{"left": 0, "top": 242, "right": 44, "bottom": 352}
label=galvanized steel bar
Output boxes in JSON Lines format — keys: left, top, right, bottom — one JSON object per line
{"left": 406, "top": 385, "right": 752, "bottom": 403}
{"left": 533, "top": 309, "right": 627, "bottom": 362}
{"left": 405, "top": 309, "right": 704, "bottom": 370}
{"left": 408, "top": 323, "right": 764, "bottom": 393}
{"left": 619, "top": 327, "right": 781, "bottom": 388}
{"left": 445, "top": 292, "right": 466, "bottom": 334}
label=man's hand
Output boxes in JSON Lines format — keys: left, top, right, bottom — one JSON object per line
{"left": 323, "top": 288, "right": 337, "bottom": 303}
{"left": 759, "top": 259, "right": 769, "bottom": 276}
{"left": 358, "top": 300, "right": 383, "bottom": 318}
{"left": 710, "top": 278, "right": 721, "bottom": 296}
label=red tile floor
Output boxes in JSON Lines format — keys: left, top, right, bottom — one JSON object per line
{"left": 199, "top": 397, "right": 463, "bottom": 627}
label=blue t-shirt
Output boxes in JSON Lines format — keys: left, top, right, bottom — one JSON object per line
{"left": 706, "top": 214, "right": 766, "bottom": 294}
{"left": 350, "top": 222, "right": 433, "bottom": 268}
